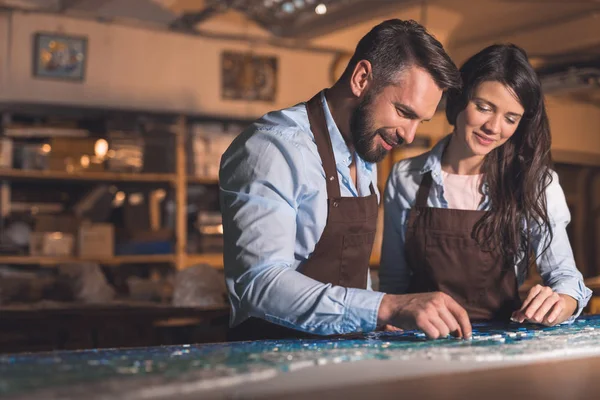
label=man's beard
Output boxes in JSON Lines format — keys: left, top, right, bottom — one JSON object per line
{"left": 349, "top": 93, "right": 391, "bottom": 163}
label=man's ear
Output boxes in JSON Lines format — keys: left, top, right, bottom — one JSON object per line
{"left": 349, "top": 60, "right": 373, "bottom": 98}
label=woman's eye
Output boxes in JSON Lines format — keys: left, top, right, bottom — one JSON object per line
{"left": 506, "top": 117, "right": 517, "bottom": 125}
{"left": 475, "top": 104, "right": 491, "bottom": 112}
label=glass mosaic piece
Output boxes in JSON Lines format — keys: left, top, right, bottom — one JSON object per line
{"left": 3, "top": 315, "right": 600, "bottom": 399}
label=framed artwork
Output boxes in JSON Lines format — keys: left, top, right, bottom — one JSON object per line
{"left": 33, "top": 33, "right": 87, "bottom": 81}
{"left": 221, "top": 51, "right": 277, "bottom": 102}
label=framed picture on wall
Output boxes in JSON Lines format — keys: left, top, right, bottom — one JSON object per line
{"left": 221, "top": 51, "right": 277, "bottom": 102}
{"left": 33, "top": 33, "right": 87, "bottom": 81}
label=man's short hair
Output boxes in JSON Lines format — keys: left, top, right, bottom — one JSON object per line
{"left": 341, "top": 19, "right": 461, "bottom": 93}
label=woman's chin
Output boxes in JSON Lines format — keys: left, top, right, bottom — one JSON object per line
{"left": 468, "top": 141, "right": 495, "bottom": 157}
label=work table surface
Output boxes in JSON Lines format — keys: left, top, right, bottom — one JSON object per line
{"left": 3, "top": 315, "right": 600, "bottom": 399}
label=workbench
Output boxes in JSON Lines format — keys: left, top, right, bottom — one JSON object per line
{"left": 3, "top": 314, "right": 600, "bottom": 399}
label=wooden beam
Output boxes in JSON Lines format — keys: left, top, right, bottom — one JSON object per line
{"left": 174, "top": 115, "right": 187, "bottom": 271}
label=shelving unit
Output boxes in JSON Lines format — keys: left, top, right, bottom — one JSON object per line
{"left": 185, "top": 253, "right": 225, "bottom": 269}
{"left": 0, "top": 169, "right": 176, "bottom": 184}
{"left": 187, "top": 176, "right": 218, "bottom": 185}
{"left": 0, "top": 254, "right": 176, "bottom": 266}
{"left": 0, "top": 253, "right": 224, "bottom": 267}
{"left": 0, "top": 104, "right": 237, "bottom": 272}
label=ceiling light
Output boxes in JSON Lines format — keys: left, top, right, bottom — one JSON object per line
{"left": 315, "top": 3, "right": 327, "bottom": 15}
{"left": 94, "top": 138, "right": 109, "bottom": 158}
{"left": 282, "top": 2, "right": 295, "bottom": 13}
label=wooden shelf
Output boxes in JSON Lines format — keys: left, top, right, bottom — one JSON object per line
{"left": 585, "top": 276, "right": 600, "bottom": 291}
{"left": 0, "top": 253, "right": 225, "bottom": 268}
{"left": 0, "top": 168, "right": 176, "bottom": 184}
{"left": 0, "top": 254, "right": 176, "bottom": 266}
{"left": 553, "top": 149, "right": 600, "bottom": 168}
{"left": 185, "top": 253, "right": 224, "bottom": 269}
{"left": 187, "top": 176, "right": 218, "bottom": 185}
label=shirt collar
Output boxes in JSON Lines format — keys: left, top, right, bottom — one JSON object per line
{"left": 320, "top": 90, "right": 373, "bottom": 172}
{"left": 419, "top": 133, "right": 451, "bottom": 184}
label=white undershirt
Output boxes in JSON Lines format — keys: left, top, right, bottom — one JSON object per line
{"left": 441, "top": 170, "right": 484, "bottom": 210}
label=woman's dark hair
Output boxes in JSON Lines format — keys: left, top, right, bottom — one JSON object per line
{"left": 341, "top": 19, "right": 461, "bottom": 93}
{"left": 446, "top": 43, "right": 553, "bottom": 269}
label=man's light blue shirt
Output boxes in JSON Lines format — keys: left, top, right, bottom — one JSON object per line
{"left": 220, "top": 91, "right": 384, "bottom": 335}
{"left": 380, "top": 135, "right": 592, "bottom": 322}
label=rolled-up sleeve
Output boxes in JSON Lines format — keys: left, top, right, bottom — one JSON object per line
{"left": 220, "top": 127, "right": 383, "bottom": 335}
{"left": 533, "top": 171, "right": 592, "bottom": 322}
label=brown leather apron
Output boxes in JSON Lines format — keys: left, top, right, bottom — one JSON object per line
{"left": 405, "top": 172, "right": 522, "bottom": 321}
{"left": 228, "top": 93, "right": 379, "bottom": 341}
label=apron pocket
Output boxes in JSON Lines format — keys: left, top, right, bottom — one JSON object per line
{"left": 340, "top": 231, "right": 375, "bottom": 289}
{"left": 424, "top": 232, "right": 498, "bottom": 300}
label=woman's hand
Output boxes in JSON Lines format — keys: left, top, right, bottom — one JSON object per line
{"left": 511, "top": 284, "right": 578, "bottom": 326}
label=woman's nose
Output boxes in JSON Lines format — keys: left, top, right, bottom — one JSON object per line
{"left": 483, "top": 114, "right": 502, "bottom": 135}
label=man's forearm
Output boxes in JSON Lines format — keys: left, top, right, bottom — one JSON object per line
{"left": 231, "top": 265, "right": 384, "bottom": 335}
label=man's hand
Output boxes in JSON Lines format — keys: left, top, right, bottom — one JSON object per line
{"left": 377, "top": 292, "right": 472, "bottom": 339}
{"left": 511, "top": 284, "right": 577, "bottom": 326}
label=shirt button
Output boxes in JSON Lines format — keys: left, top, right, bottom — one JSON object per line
{"left": 333, "top": 201, "right": 339, "bottom": 207}
{"left": 329, "top": 176, "right": 335, "bottom": 181}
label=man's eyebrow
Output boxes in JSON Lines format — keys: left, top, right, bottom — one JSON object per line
{"left": 394, "top": 103, "right": 419, "bottom": 119}
{"left": 394, "top": 103, "right": 431, "bottom": 121}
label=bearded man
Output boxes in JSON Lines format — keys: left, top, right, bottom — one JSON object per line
{"left": 220, "top": 19, "right": 471, "bottom": 341}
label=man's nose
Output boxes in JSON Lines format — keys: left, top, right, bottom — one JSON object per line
{"left": 398, "top": 121, "right": 419, "bottom": 145}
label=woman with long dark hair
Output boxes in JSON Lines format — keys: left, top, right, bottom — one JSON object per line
{"left": 380, "top": 44, "right": 591, "bottom": 329}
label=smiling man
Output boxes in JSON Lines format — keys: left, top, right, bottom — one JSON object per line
{"left": 220, "top": 19, "right": 470, "bottom": 341}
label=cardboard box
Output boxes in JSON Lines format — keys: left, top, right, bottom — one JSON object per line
{"left": 1, "top": 183, "right": 9, "bottom": 218}
{"left": 30, "top": 232, "right": 74, "bottom": 256}
{"left": 0, "top": 138, "right": 13, "bottom": 168}
{"left": 118, "top": 228, "right": 174, "bottom": 243}
{"left": 50, "top": 137, "right": 96, "bottom": 155}
{"left": 106, "top": 131, "right": 144, "bottom": 173}
{"left": 47, "top": 155, "right": 104, "bottom": 173}
{"left": 47, "top": 138, "right": 104, "bottom": 173}
{"left": 20, "top": 143, "right": 49, "bottom": 170}
{"left": 78, "top": 223, "right": 114, "bottom": 258}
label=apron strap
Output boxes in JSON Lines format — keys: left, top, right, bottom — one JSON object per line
{"left": 306, "top": 92, "right": 341, "bottom": 199}
{"left": 415, "top": 171, "right": 433, "bottom": 207}
{"left": 369, "top": 183, "right": 376, "bottom": 196}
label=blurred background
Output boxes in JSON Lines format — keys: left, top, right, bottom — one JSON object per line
{"left": 0, "top": 0, "right": 598, "bottom": 352}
